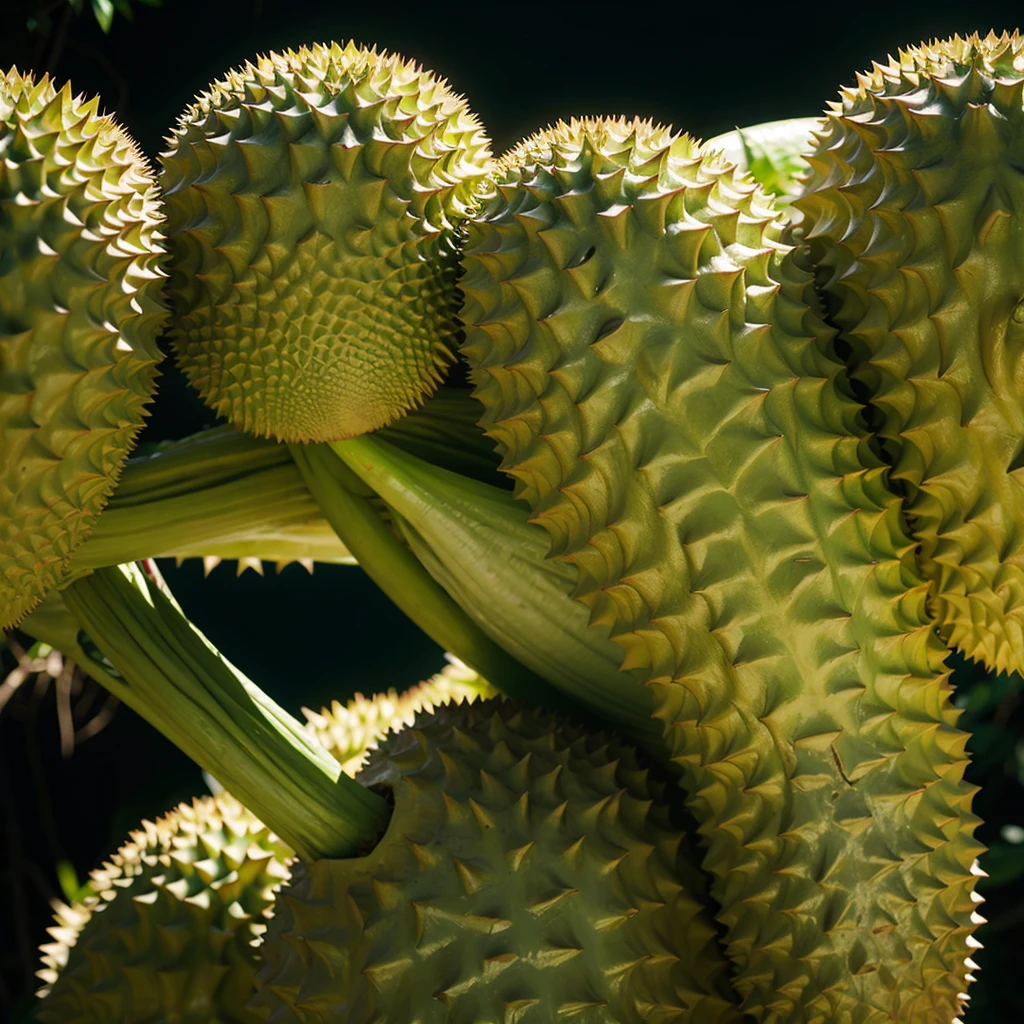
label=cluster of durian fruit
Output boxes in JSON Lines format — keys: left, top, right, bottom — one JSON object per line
{"left": 3, "top": 28, "right": 1022, "bottom": 1024}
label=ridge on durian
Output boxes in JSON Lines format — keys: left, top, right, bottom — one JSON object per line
{"left": 304, "top": 655, "right": 497, "bottom": 774}
{"left": 255, "top": 697, "right": 742, "bottom": 1024}
{"left": 793, "top": 30, "right": 1024, "bottom": 677}
{"left": 160, "top": 41, "right": 492, "bottom": 444}
{"left": 460, "top": 116, "right": 982, "bottom": 1022}
{"left": 36, "top": 793, "right": 292, "bottom": 1024}
{"left": 0, "top": 68, "right": 166, "bottom": 630}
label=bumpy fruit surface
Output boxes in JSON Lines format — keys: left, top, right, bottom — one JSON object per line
{"left": 305, "top": 656, "right": 496, "bottom": 774}
{"left": 36, "top": 793, "right": 292, "bottom": 1023}
{"left": 794, "top": 31, "right": 1024, "bottom": 677}
{"left": 460, "top": 117, "right": 982, "bottom": 1022}
{"left": 0, "top": 69, "right": 165, "bottom": 629}
{"left": 161, "top": 42, "right": 492, "bottom": 443}
{"left": 256, "top": 698, "right": 741, "bottom": 1023}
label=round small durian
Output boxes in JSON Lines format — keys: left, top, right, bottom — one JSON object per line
{"left": 36, "top": 793, "right": 292, "bottom": 1024}
{"left": 255, "top": 699, "right": 742, "bottom": 1024}
{"left": 304, "top": 656, "right": 497, "bottom": 775}
{"left": 161, "top": 42, "right": 492, "bottom": 444}
{"left": 0, "top": 68, "right": 166, "bottom": 629}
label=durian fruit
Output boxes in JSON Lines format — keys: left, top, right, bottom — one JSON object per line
{"left": 793, "top": 31, "right": 1024, "bottom": 677}
{"left": 304, "top": 656, "right": 497, "bottom": 774}
{"left": 36, "top": 792, "right": 292, "bottom": 1023}
{"left": 255, "top": 698, "right": 742, "bottom": 1024}
{"left": 460, "top": 117, "right": 982, "bottom": 1021}
{"left": 160, "top": 42, "right": 492, "bottom": 444}
{"left": 0, "top": 69, "right": 166, "bottom": 629}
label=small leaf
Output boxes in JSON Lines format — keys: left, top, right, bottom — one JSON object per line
{"left": 55, "top": 860, "right": 89, "bottom": 903}
{"left": 90, "top": 0, "right": 115, "bottom": 32}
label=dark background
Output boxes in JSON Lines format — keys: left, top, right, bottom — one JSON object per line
{"left": 2, "top": 1, "right": 1024, "bottom": 1019}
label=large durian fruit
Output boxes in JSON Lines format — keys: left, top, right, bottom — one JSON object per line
{"left": 36, "top": 793, "right": 292, "bottom": 1023}
{"left": 160, "top": 42, "right": 492, "bottom": 443}
{"left": 0, "top": 69, "right": 166, "bottom": 629}
{"left": 32, "top": 667, "right": 496, "bottom": 1020}
{"left": 255, "top": 698, "right": 742, "bottom": 1024}
{"left": 459, "top": 117, "right": 981, "bottom": 1021}
{"left": 304, "top": 656, "right": 497, "bottom": 774}
{"left": 793, "top": 30, "right": 1024, "bottom": 677}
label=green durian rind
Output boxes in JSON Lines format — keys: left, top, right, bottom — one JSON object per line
{"left": 36, "top": 792, "right": 292, "bottom": 1024}
{"left": 304, "top": 655, "right": 498, "bottom": 774}
{"left": 793, "top": 30, "right": 1024, "bottom": 677}
{"left": 460, "top": 117, "right": 981, "bottom": 1022}
{"left": 0, "top": 68, "right": 166, "bottom": 629}
{"left": 255, "top": 698, "right": 742, "bottom": 1024}
{"left": 160, "top": 41, "right": 492, "bottom": 443}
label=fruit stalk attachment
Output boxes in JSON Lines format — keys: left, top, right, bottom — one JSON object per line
{"left": 52, "top": 563, "right": 388, "bottom": 860}
{"left": 328, "top": 434, "right": 661, "bottom": 748}
{"left": 291, "top": 442, "right": 572, "bottom": 713}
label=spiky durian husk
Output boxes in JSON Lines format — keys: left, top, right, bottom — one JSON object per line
{"left": 36, "top": 793, "right": 292, "bottom": 1023}
{"left": 304, "top": 656, "right": 497, "bottom": 775}
{"left": 255, "top": 698, "right": 741, "bottom": 1023}
{"left": 0, "top": 69, "right": 166, "bottom": 629}
{"left": 160, "top": 42, "right": 492, "bottom": 443}
{"left": 459, "top": 117, "right": 982, "bottom": 1022}
{"left": 792, "top": 31, "right": 1024, "bottom": 677}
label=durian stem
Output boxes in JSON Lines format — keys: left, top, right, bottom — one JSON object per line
{"left": 56, "top": 563, "right": 388, "bottom": 860}
{"left": 291, "top": 443, "right": 573, "bottom": 713}
{"left": 71, "top": 427, "right": 353, "bottom": 572}
{"left": 323, "top": 437, "right": 660, "bottom": 745}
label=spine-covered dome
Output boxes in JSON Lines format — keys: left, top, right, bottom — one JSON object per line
{"left": 0, "top": 69, "right": 166, "bottom": 629}
{"left": 36, "top": 793, "right": 292, "bottom": 1023}
{"left": 161, "top": 41, "right": 492, "bottom": 443}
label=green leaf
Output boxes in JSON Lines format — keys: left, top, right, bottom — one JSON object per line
{"left": 702, "top": 116, "right": 821, "bottom": 211}
{"left": 90, "top": 0, "right": 115, "bottom": 32}
{"left": 55, "top": 859, "right": 92, "bottom": 903}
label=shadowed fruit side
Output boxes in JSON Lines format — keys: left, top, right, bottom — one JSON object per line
{"left": 0, "top": 68, "right": 165, "bottom": 629}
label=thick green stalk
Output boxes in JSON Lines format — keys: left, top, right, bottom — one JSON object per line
{"left": 291, "top": 443, "right": 574, "bottom": 713}
{"left": 70, "top": 386, "right": 500, "bottom": 577}
{"left": 46, "top": 563, "right": 387, "bottom": 860}
{"left": 328, "top": 435, "right": 660, "bottom": 748}
{"left": 73, "top": 427, "right": 351, "bottom": 573}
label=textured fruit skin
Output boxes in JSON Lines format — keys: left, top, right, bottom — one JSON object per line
{"left": 36, "top": 793, "right": 292, "bottom": 1023}
{"left": 793, "top": 31, "right": 1024, "bottom": 678}
{"left": 304, "top": 656, "right": 497, "bottom": 774}
{"left": 160, "top": 41, "right": 492, "bottom": 443}
{"left": 255, "top": 699, "right": 741, "bottom": 1024}
{"left": 0, "top": 69, "right": 166, "bottom": 629}
{"left": 460, "top": 118, "right": 982, "bottom": 1022}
